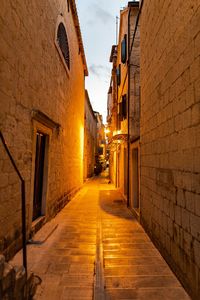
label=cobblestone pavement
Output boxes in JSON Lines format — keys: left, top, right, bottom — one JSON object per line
{"left": 12, "top": 172, "right": 190, "bottom": 299}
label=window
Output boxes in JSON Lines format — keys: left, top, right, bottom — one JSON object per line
{"left": 121, "top": 34, "right": 127, "bottom": 64}
{"left": 116, "top": 64, "right": 121, "bottom": 86}
{"left": 98, "top": 147, "right": 103, "bottom": 155}
{"left": 117, "top": 113, "right": 121, "bottom": 130}
{"left": 67, "top": 0, "right": 70, "bottom": 12}
{"left": 122, "top": 94, "right": 127, "bottom": 119}
{"left": 57, "top": 22, "right": 70, "bottom": 70}
{"left": 119, "top": 95, "right": 127, "bottom": 122}
{"left": 119, "top": 102, "right": 123, "bottom": 121}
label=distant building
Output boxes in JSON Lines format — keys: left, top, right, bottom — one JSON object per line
{"left": 0, "top": 0, "right": 88, "bottom": 260}
{"left": 107, "top": 2, "right": 140, "bottom": 205}
{"left": 84, "top": 90, "right": 97, "bottom": 180}
{"left": 107, "top": 45, "right": 118, "bottom": 185}
{"left": 94, "top": 112, "right": 106, "bottom": 168}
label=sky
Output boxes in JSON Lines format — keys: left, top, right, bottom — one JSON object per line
{"left": 76, "top": 0, "right": 129, "bottom": 123}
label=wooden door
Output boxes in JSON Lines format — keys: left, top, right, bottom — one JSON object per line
{"left": 33, "top": 132, "right": 46, "bottom": 221}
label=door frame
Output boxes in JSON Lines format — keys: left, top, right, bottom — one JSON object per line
{"left": 30, "top": 121, "right": 51, "bottom": 224}
{"left": 130, "top": 141, "right": 140, "bottom": 218}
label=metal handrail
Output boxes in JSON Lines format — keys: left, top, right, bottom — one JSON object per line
{"left": 0, "top": 130, "right": 27, "bottom": 275}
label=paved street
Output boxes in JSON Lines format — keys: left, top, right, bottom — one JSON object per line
{"left": 12, "top": 172, "right": 190, "bottom": 300}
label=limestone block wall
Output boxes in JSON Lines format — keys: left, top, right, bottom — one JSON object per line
{"left": 129, "top": 10, "right": 140, "bottom": 140}
{"left": 140, "top": 1, "right": 200, "bottom": 298}
{"left": 0, "top": 0, "right": 86, "bottom": 259}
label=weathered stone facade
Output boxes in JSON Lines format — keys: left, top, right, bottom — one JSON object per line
{"left": 0, "top": 0, "right": 87, "bottom": 260}
{"left": 140, "top": 1, "right": 200, "bottom": 298}
{"left": 107, "top": 2, "right": 140, "bottom": 204}
{"left": 107, "top": 46, "right": 118, "bottom": 185}
{"left": 94, "top": 112, "right": 106, "bottom": 166}
{"left": 84, "top": 90, "right": 97, "bottom": 180}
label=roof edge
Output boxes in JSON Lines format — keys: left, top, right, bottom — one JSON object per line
{"left": 70, "top": 0, "right": 88, "bottom": 76}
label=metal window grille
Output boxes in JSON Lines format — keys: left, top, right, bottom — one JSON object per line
{"left": 57, "top": 23, "right": 70, "bottom": 70}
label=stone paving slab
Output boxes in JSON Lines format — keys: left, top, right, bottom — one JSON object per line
{"left": 10, "top": 174, "right": 190, "bottom": 299}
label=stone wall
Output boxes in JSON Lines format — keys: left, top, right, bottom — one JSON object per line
{"left": 140, "top": 1, "right": 200, "bottom": 298}
{"left": 129, "top": 9, "right": 140, "bottom": 140}
{"left": 0, "top": 0, "right": 86, "bottom": 259}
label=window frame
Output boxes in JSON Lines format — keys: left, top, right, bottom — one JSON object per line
{"left": 121, "top": 34, "right": 127, "bottom": 64}
{"left": 116, "top": 64, "right": 121, "bottom": 86}
{"left": 55, "top": 15, "right": 70, "bottom": 76}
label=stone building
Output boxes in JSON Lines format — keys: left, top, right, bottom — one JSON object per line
{"left": 0, "top": 0, "right": 88, "bottom": 260}
{"left": 84, "top": 90, "right": 97, "bottom": 180}
{"left": 107, "top": 2, "right": 140, "bottom": 206}
{"left": 94, "top": 112, "right": 106, "bottom": 169}
{"left": 107, "top": 45, "right": 118, "bottom": 185}
{"left": 140, "top": 1, "right": 200, "bottom": 298}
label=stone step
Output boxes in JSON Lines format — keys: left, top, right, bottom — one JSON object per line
{"left": 104, "top": 256, "right": 165, "bottom": 266}
{"left": 103, "top": 237, "right": 151, "bottom": 243}
{"left": 103, "top": 242, "right": 155, "bottom": 250}
{"left": 105, "top": 275, "right": 181, "bottom": 289}
{"left": 105, "top": 287, "right": 190, "bottom": 300}
{"left": 104, "top": 264, "right": 172, "bottom": 276}
{"left": 103, "top": 248, "right": 160, "bottom": 258}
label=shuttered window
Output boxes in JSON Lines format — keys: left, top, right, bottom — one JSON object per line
{"left": 122, "top": 94, "right": 127, "bottom": 119}
{"left": 116, "top": 64, "right": 121, "bottom": 86}
{"left": 118, "top": 95, "right": 127, "bottom": 122}
{"left": 121, "top": 34, "right": 127, "bottom": 64}
{"left": 57, "top": 23, "right": 70, "bottom": 70}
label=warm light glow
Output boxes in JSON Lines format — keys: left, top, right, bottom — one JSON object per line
{"left": 105, "top": 128, "right": 110, "bottom": 134}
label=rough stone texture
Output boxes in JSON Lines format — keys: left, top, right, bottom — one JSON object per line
{"left": 0, "top": 0, "right": 86, "bottom": 259}
{"left": 129, "top": 10, "right": 140, "bottom": 141}
{"left": 140, "top": 1, "right": 200, "bottom": 298}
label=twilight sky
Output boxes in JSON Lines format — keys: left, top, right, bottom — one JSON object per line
{"left": 76, "top": 0, "right": 129, "bottom": 122}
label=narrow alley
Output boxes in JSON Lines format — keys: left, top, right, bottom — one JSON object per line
{"left": 11, "top": 172, "right": 190, "bottom": 300}
{"left": 0, "top": 0, "right": 200, "bottom": 299}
